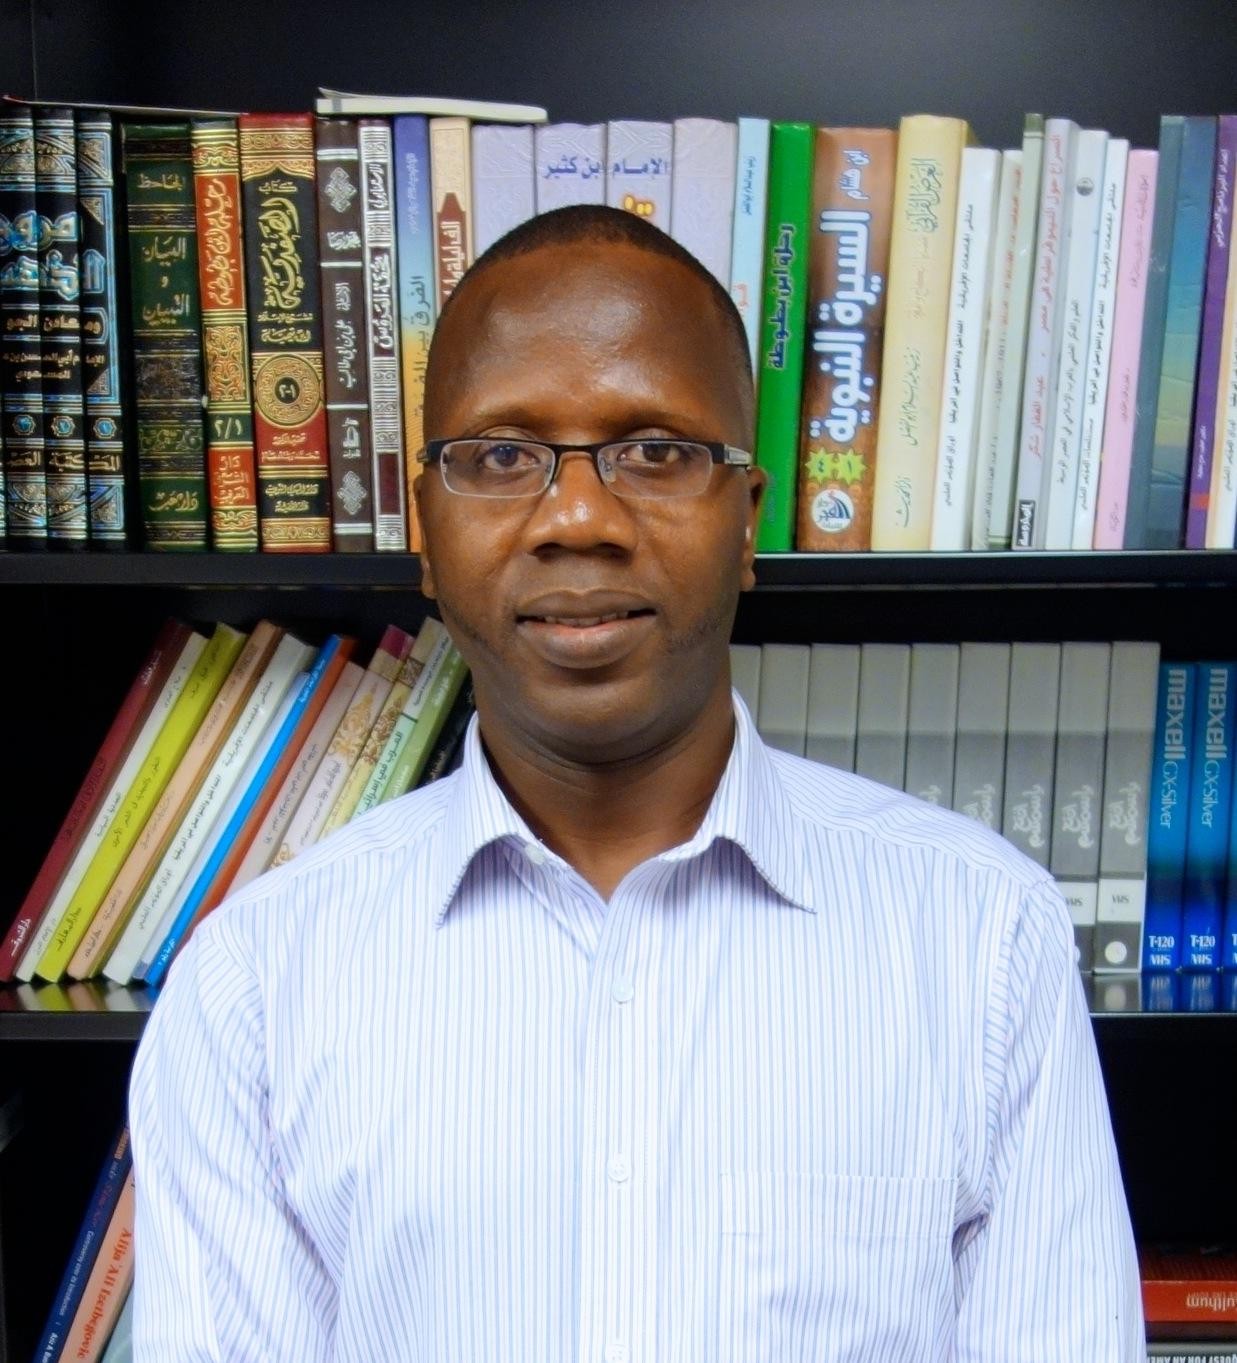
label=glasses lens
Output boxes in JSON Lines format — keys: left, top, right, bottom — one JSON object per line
{"left": 604, "top": 441, "right": 713, "bottom": 498}
{"left": 441, "top": 440, "right": 552, "bottom": 497}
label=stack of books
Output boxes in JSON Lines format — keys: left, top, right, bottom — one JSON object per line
{"left": 1144, "top": 1245, "right": 1237, "bottom": 1361}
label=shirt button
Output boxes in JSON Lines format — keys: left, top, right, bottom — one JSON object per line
{"left": 523, "top": 841, "right": 547, "bottom": 866}
{"left": 611, "top": 977, "right": 634, "bottom": 1004}
{"left": 605, "top": 1345, "right": 629, "bottom": 1363}
{"left": 607, "top": 1154, "right": 630, "bottom": 1183}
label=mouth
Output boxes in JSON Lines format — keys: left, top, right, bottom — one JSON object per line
{"left": 517, "top": 607, "right": 655, "bottom": 628}
{"left": 513, "top": 603, "right": 658, "bottom": 669}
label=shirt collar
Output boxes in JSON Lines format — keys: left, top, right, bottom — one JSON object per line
{"left": 426, "top": 692, "right": 815, "bottom": 924}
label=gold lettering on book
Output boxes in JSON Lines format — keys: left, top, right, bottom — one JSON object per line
{"left": 256, "top": 196, "right": 305, "bottom": 310}
{"left": 201, "top": 177, "right": 240, "bottom": 307}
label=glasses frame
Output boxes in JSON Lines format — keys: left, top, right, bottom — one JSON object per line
{"left": 418, "top": 437, "right": 755, "bottom": 500}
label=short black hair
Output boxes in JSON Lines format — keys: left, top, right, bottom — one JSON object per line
{"left": 429, "top": 204, "right": 755, "bottom": 401}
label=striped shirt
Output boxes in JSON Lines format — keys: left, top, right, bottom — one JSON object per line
{"left": 130, "top": 696, "right": 1143, "bottom": 1362}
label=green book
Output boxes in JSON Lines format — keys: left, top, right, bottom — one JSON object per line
{"left": 754, "top": 122, "right": 814, "bottom": 552}
{"left": 376, "top": 644, "right": 468, "bottom": 804}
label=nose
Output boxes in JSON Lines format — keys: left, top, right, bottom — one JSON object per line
{"left": 520, "top": 449, "right": 639, "bottom": 554}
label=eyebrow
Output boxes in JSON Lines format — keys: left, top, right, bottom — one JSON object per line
{"left": 455, "top": 405, "right": 721, "bottom": 437}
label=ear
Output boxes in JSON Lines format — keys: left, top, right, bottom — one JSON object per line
{"left": 739, "top": 467, "right": 766, "bottom": 592}
{"left": 413, "top": 473, "right": 437, "bottom": 601}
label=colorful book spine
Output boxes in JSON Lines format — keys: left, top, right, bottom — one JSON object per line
{"left": 952, "top": 642, "right": 1011, "bottom": 832}
{"left": 804, "top": 643, "right": 860, "bottom": 772}
{"left": 1187, "top": 115, "right": 1237, "bottom": 547}
{"left": 238, "top": 113, "right": 331, "bottom": 551}
{"left": 375, "top": 642, "right": 468, "bottom": 803}
{"left": 1143, "top": 662, "right": 1195, "bottom": 971}
{"left": 728, "top": 117, "right": 771, "bottom": 373}
{"left": 1211, "top": 175, "right": 1237, "bottom": 549}
{"left": 1182, "top": 661, "right": 1235, "bottom": 970}
{"left": 419, "top": 680, "right": 474, "bottom": 785}
{"left": 358, "top": 118, "right": 407, "bottom": 551}
{"left": 75, "top": 112, "right": 127, "bottom": 544}
{"left": 533, "top": 123, "right": 606, "bottom": 212}
{"left": 57, "top": 1165, "right": 136, "bottom": 1362}
{"left": 315, "top": 116, "right": 375, "bottom": 551}
{"left": 871, "top": 114, "right": 969, "bottom": 550}
{"left": 669, "top": 117, "right": 737, "bottom": 287}
{"left": 0, "top": 102, "right": 46, "bottom": 541}
{"left": 472, "top": 122, "right": 535, "bottom": 256}
{"left": 123, "top": 123, "right": 208, "bottom": 550}
{"left": 191, "top": 118, "right": 259, "bottom": 551}
{"left": 429, "top": 116, "right": 473, "bottom": 310}
{"left": 796, "top": 127, "right": 895, "bottom": 552}
{"left": 755, "top": 643, "right": 810, "bottom": 756}
{"left": 1001, "top": 642, "right": 1061, "bottom": 871}
{"left": 606, "top": 119, "right": 673, "bottom": 230}
{"left": 753, "top": 121, "right": 813, "bottom": 552}
{"left": 35, "top": 106, "right": 88, "bottom": 544}
{"left": 854, "top": 642, "right": 910, "bottom": 790}
{"left": 903, "top": 643, "right": 960, "bottom": 808}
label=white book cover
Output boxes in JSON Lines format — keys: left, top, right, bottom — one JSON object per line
{"left": 729, "top": 117, "right": 771, "bottom": 373}
{"left": 1013, "top": 117, "right": 1080, "bottom": 548}
{"left": 729, "top": 643, "right": 762, "bottom": 719}
{"left": 1042, "top": 129, "right": 1108, "bottom": 549}
{"left": 903, "top": 644, "right": 960, "bottom": 806}
{"left": 15, "top": 632, "right": 208, "bottom": 982}
{"left": 756, "top": 643, "right": 810, "bottom": 756}
{"left": 316, "top": 90, "right": 548, "bottom": 123}
{"left": 1208, "top": 173, "right": 1237, "bottom": 547}
{"left": 952, "top": 643, "right": 1011, "bottom": 831}
{"left": 472, "top": 124, "right": 535, "bottom": 256}
{"left": 805, "top": 643, "right": 860, "bottom": 771}
{"left": 669, "top": 117, "right": 737, "bottom": 288}
{"left": 534, "top": 123, "right": 606, "bottom": 212}
{"left": 931, "top": 148, "right": 1001, "bottom": 550}
{"left": 1071, "top": 138, "right": 1129, "bottom": 549}
{"left": 855, "top": 643, "right": 910, "bottom": 791}
{"left": 971, "top": 150, "right": 1023, "bottom": 549}
{"left": 606, "top": 120, "right": 673, "bottom": 231}
{"left": 1002, "top": 642, "right": 1061, "bottom": 869}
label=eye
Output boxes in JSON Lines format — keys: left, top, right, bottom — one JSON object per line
{"left": 614, "top": 440, "right": 694, "bottom": 466}
{"left": 476, "top": 440, "right": 544, "bottom": 472}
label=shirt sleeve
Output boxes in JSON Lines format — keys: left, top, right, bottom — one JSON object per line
{"left": 128, "top": 914, "right": 336, "bottom": 1362}
{"left": 951, "top": 878, "right": 1144, "bottom": 1362}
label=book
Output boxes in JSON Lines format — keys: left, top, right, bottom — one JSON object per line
{"left": 728, "top": 643, "right": 762, "bottom": 719}
{"left": 606, "top": 119, "right": 673, "bottom": 230}
{"left": 1146, "top": 1346, "right": 1237, "bottom": 1362}
{"left": 1226, "top": 753, "right": 1237, "bottom": 968}
{"left": 753, "top": 121, "right": 813, "bottom": 552}
{"left": 871, "top": 114, "right": 970, "bottom": 550}
{"left": 314, "top": 89, "right": 548, "bottom": 122}
{"left": 903, "top": 643, "right": 959, "bottom": 807}
{"left": 951, "top": 642, "right": 1010, "bottom": 831}
{"left": 534, "top": 123, "right": 607, "bottom": 212}
{"left": 55, "top": 1165, "right": 135, "bottom": 1362}
{"left": 429, "top": 116, "right": 473, "bottom": 310}
{"left": 1182, "top": 661, "right": 1235, "bottom": 970}
{"left": 419, "top": 680, "right": 474, "bottom": 785}
{"left": 1142, "top": 1246, "right": 1237, "bottom": 1326}
{"left": 669, "top": 117, "right": 736, "bottom": 287}
{"left": 755, "top": 643, "right": 810, "bottom": 756}
{"left": 796, "top": 127, "right": 895, "bottom": 551}
{"left": 190, "top": 118, "right": 259, "bottom": 551}
{"left": 854, "top": 642, "right": 910, "bottom": 790}
{"left": 472, "top": 122, "right": 535, "bottom": 256}
{"left": 1208, "top": 136, "right": 1237, "bottom": 549}
{"left": 100, "top": 1292, "right": 132, "bottom": 1363}
{"left": 1001, "top": 642, "right": 1061, "bottom": 870}
{"left": 122, "top": 123, "right": 208, "bottom": 550}
{"left": 728, "top": 117, "right": 771, "bottom": 374}
{"left": 375, "top": 641, "right": 468, "bottom": 802}
{"left": 805, "top": 643, "right": 860, "bottom": 771}
{"left": 1143, "top": 662, "right": 1195, "bottom": 971}
{"left": 315, "top": 116, "right": 375, "bottom": 551}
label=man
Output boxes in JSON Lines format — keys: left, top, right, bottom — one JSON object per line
{"left": 130, "top": 204, "right": 1143, "bottom": 1361}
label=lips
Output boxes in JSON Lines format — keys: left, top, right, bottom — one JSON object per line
{"left": 514, "top": 592, "right": 657, "bottom": 668}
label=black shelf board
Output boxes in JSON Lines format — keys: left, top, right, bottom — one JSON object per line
{"left": 0, "top": 983, "right": 156, "bottom": 1042}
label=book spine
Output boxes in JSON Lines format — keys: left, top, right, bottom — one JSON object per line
{"left": 191, "top": 118, "right": 259, "bottom": 551}
{"left": 871, "top": 114, "right": 969, "bottom": 549}
{"left": 1209, "top": 182, "right": 1237, "bottom": 549}
{"left": 100, "top": 1294, "right": 132, "bottom": 1363}
{"left": 376, "top": 643, "right": 468, "bottom": 801}
{"left": 1094, "top": 641, "right": 1161, "bottom": 972}
{"left": 804, "top": 643, "right": 860, "bottom": 771}
{"left": 796, "top": 127, "right": 895, "bottom": 552}
{"left": 854, "top": 642, "right": 910, "bottom": 790}
{"left": 605, "top": 120, "right": 673, "bottom": 230}
{"left": 952, "top": 642, "right": 1011, "bottom": 831}
{"left": 728, "top": 117, "right": 771, "bottom": 374}
{"left": 315, "top": 116, "right": 375, "bottom": 551}
{"left": 75, "top": 112, "right": 127, "bottom": 544}
{"left": 1182, "top": 660, "right": 1236, "bottom": 969}
{"left": 1001, "top": 642, "right": 1061, "bottom": 870}
{"left": 1187, "top": 116, "right": 1237, "bottom": 546}
{"left": 238, "top": 113, "right": 331, "bottom": 551}
{"left": 123, "top": 122, "right": 209, "bottom": 550}
{"left": 1070, "top": 137, "right": 1128, "bottom": 549}
{"left": 418, "top": 681, "right": 474, "bottom": 785}
{"left": 1012, "top": 117, "right": 1079, "bottom": 549}
{"left": 903, "top": 643, "right": 960, "bottom": 808}
{"left": 533, "top": 123, "right": 606, "bottom": 212}
{"left": 1143, "top": 662, "right": 1195, "bottom": 970}
{"left": 754, "top": 643, "right": 811, "bottom": 756}
{"left": 57, "top": 1167, "right": 136, "bottom": 1362}
{"left": 358, "top": 118, "right": 406, "bottom": 551}
{"left": 1226, "top": 742, "right": 1237, "bottom": 967}
{"left": 753, "top": 121, "right": 814, "bottom": 552}
{"left": 930, "top": 146, "right": 1000, "bottom": 550}
{"left": 429, "top": 116, "right": 473, "bottom": 311}
{"left": 728, "top": 643, "right": 762, "bottom": 719}
{"left": 669, "top": 117, "right": 737, "bottom": 288}
{"left": 472, "top": 122, "right": 534, "bottom": 257}
{"left": 0, "top": 103, "right": 46, "bottom": 541}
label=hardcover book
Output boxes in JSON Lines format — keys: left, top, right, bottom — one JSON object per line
{"left": 805, "top": 643, "right": 860, "bottom": 772}
{"left": 755, "top": 643, "right": 810, "bottom": 756}
{"left": 472, "top": 122, "right": 535, "bottom": 256}
{"left": 951, "top": 642, "right": 1010, "bottom": 831}
{"left": 1143, "top": 662, "right": 1195, "bottom": 971}
{"left": 728, "top": 117, "right": 771, "bottom": 373}
{"left": 1141, "top": 1246, "right": 1237, "bottom": 1325}
{"left": 534, "top": 123, "right": 606, "bottom": 212}
{"left": 605, "top": 120, "right": 673, "bottom": 230}
{"left": 1001, "top": 642, "right": 1061, "bottom": 870}
{"left": 854, "top": 642, "right": 910, "bottom": 790}
{"left": 429, "top": 116, "right": 473, "bottom": 310}
{"left": 903, "top": 643, "right": 960, "bottom": 807}
{"left": 56, "top": 1166, "right": 136, "bottom": 1362}
{"left": 669, "top": 117, "right": 737, "bottom": 287}
{"left": 315, "top": 89, "right": 547, "bottom": 122}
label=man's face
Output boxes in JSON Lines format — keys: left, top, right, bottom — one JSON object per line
{"left": 417, "top": 240, "right": 762, "bottom": 763}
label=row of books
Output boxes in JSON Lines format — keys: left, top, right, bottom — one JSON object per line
{"left": 0, "top": 614, "right": 470, "bottom": 988}
{"left": 1144, "top": 1243, "right": 1237, "bottom": 1361}
{"left": 731, "top": 641, "right": 1237, "bottom": 974}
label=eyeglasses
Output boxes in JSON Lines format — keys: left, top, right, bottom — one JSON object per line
{"left": 419, "top": 438, "right": 754, "bottom": 500}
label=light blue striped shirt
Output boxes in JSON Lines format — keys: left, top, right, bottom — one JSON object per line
{"left": 130, "top": 696, "right": 1143, "bottom": 1362}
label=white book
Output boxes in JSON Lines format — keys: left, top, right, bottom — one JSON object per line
{"left": 903, "top": 644, "right": 960, "bottom": 806}
{"left": 729, "top": 643, "right": 762, "bottom": 719}
{"left": 1207, "top": 172, "right": 1237, "bottom": 547}
{"left": 472, "top": 124, "right": 535, "bottom": 256}
{"left": 756, "top": 644, "right": 810, "bottom": 756}
{"left": 14, "top": 632, "right": 208, "bottom": 982}
{"left": 606, "top": 120, "right": 673, "bottom": 231}
{"left": 102, "top": 635, "right": 313, "bottom": 985}
{"left": 1042, "top": 129, "right": 1108, "bottom": 549}
{"left": 971, "top": 150, "right": 1023, "bottom": 549}
{"left": 669, "top": 117, "right": 737, "bottom": 288}
{"left": 805, "top": 643, "right": 860, "bottom": 771}
{"left": 1013, "top": 117, "right": 1080, "bottom": 548}
{"left": 931, "top": 148, "right": 1001, "bottom": 550}
{"left": 952, "top": 643, "right": 1011, "bottom": 831}
{"left": 1071, "top": 138, "right": 1129, "bottom": 549}
{"left": 534, "top": 123, "right": 607, "bottom": 212}
{"left": 729, "top": 117, "right": 771, "bottom": 373}
{"left": 1001, "top": 643, "right": 1061, "bottom": 870}
{"left": 855, "top": 644, "right": 910, "bottom": 791}
{"left": 316, "top": 89, "right": 548, "bottom": 123}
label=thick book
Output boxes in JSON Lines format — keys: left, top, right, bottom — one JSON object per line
{"left": 75, "top": 111, "right": 127, "bottom": 544}
{"left": 755, "top": 643, "right": 810, "bottom": 757}
{"left": 854, "top": 642, "right": 910, "bottom": 790}
{"left": 472, "top": 122, "right": 535, "bottom": 256}
{"left": 1143, "top": 662, "right": 1195, "bottom": 971}
{"left": 605, "top": 120, "right": 673, "bottom": 230}
{"left": 805, "top": 643, "right": 860, "bottom": 771}
{"left": 1182, "top": 661, "right": 1235, "bottom": 970}
{"left": 238, "top": 113, "right": 332, "bottom": 551}
{"left": 122, "top": 123, "right": 208, "bottom": 550}
{"left": 796, "top": 127, "right": 895, "bottom": 552}
{"left": 56, "top": 1165, "right": 135, "bottom": 1362}
{"left": 728, "top": 643, "right": 762, "bottom": 720}
{"left": 728, "top": 117, "right": 771, "bottom": 373}
{"left": 1001, "top": 642, "right": 1061, "bottom": 871}
{"left": 753, "top": 121, "right": 813, "bottom": 552}
{"left": 315, "top": 116, "right": 375, "bottom": 551}
{"left": 375, "top": 642, "right": 468, "bottom": 803}
{"left": 669, "top": 117, "right": 736, "bottom": 287}
{"left": 951, "top": 642, "right": 1010, "bottom": 832}
{"left": 315, "top": 89, "right": 547, "bottom": 123}
{"left": 429, "top": 116, "right": 473, "bottom": 310}
{"left": 534, "top": 123, "right": 607, "bottom": 212}
{"left": 871, "top": 114, "right": 970, "bottom": 550}
{"left": 903, "top": 643, "right": 960, "bottom": 808}
{"left": 190, "top": 118, "right": 259, "bottom": 551}
{"left": 1142, "top": 1246, "right": 1237, "bottom": 1326}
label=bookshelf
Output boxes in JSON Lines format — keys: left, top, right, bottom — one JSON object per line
{"left": 2, "top": 0, "right": 1237, "bottom": 1355}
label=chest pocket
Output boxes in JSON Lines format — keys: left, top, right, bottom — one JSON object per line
{"left": 717, "top": 1171, "right": 956, "bottom": 1363}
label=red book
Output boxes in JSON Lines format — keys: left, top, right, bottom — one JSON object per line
{"left": 1142, "top": 1246, "right": 1237, "bottom": 1324}
{"left": 0, "top": 620, "right": 192, "bottom": 981}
